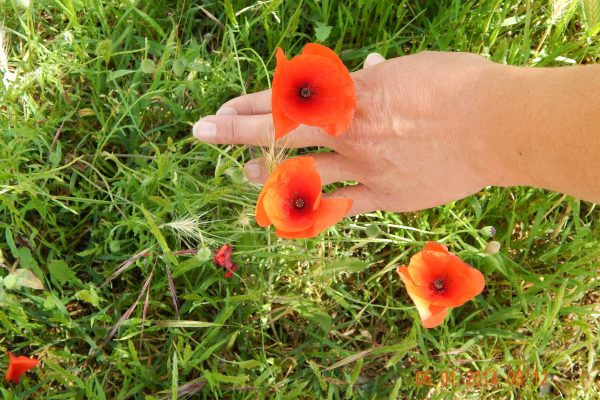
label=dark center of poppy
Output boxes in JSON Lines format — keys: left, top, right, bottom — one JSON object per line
{"left": 299, "top": 86, "right": 311, "bottom": 99}
{"left": 432, "top": 278, "right": 447, "bottom": 294}
{"left": 289, "top": 191, "right": 308, "bottom": 211}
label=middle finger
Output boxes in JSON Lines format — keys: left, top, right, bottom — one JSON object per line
{"left": 193, "top": 113, "right": 337, "bottom": 149}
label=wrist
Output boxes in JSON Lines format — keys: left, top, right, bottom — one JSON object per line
{"left": 468, "top": 62, "right": 536, "bottom": 188}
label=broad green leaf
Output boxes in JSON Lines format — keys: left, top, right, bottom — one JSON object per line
{"left": 314, "top": 22, "right": 332, "bottom": 42}
{"left": 365, "top": 224, "right": 380, "bottom": 237}
{"left": 17, "top": 247, "right": 37, "bottom": 270}
{"left": 140, "top": 59, "right": 156, "bottom": 74}
{"left": 75, "top": 288, "right": 100, "bottom": 307}
{"left": 49, "top": 141, "right": 62, "bottom": 166}
{"left": 95, "top": 39, "right": 112, "bottom": 64}
{"left": 3, "top": 274, "right": 17, "bottom": 290}
{"left": 48, "top": 259, "right": 77, "bottom": 286}
{"left": 172, "top": 59, "right": 186, "bottom": 77}
{"left": 107, "top": 69, "right": 136, "bottom": 82}
{"left": 4, "top": 269, "right": 44, "bottom": 290}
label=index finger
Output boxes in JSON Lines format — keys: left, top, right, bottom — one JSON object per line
{"left": 217, "top": 89, "right": 272, "bottom": 115}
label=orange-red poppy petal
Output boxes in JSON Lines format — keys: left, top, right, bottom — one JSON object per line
{"left": 423, "top": 242, "right": 449, "bottom": 253}
{"left": 273, "top": 199, "right": 350, "bottom": 238}
{"left": 273, "top": 48, "right": 300, "bottom": 139}
{"left": 465, "top": 264, "right": 485, "bottom": 296}
{"left": 324, "top": 96, "right": 355, "bottom": 136}
{"left": 255, "top": 157, "right": 319, "bottom": 232}
{"left": 271, "top": 155, "right": 319, "bottom": 184}
{"left": 301, "top": 43, "right": 347, "bottom": 72}
{"left": 5, "top": 352, "right": 39, "bottom": 384}
{"left": 405, "top": 253, "right": 483, "bottom": 307}
{"left": 255, "top": 156, "right": 351, "bottom": 239}
{"left": 257, "top": 157, "right": 323, "bottom": 233}
{"left": 275, "top": 56, "right": 347, "bottom": 125}
{"left": 422, "top": 304, "right": 449, "bottom": 329}
{"left": 255, "top": 190, "right": 271, "bottom": 227}
{"left": 272, "top": 103, "right": 300, "bottom": 140}
{"left": 261, "top": 185, "right": 315, "bottom": 233}
{"left": 281, "top": 157, "right": 322, "bottom": 195}
{"left": 301, "top": 198, "right": 353, "bottom": 238}
{"left": 405, "top": 287, "right": 449, "bottom": 328}
{"left": 454, "top": 264, "right": 485, "bottom": 304}
{"left": 397, "top": 243, "right": 486, "bottom": 328}
{"left": 271, "top": 44, "right": 355, "bottom": 139}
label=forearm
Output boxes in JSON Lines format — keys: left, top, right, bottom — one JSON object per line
{"left": 478, "top": 63, "right": 600, "bottom": 202}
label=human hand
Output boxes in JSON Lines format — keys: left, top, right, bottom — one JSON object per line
{"left": 193, "top": 51, "right": 500, "bottom": 215}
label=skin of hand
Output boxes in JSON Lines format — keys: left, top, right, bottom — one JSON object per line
{"left": 193, "top": 51, "right": 600, "bottom": 215}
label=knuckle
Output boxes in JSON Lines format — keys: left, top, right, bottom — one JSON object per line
{"left": 266, "top": 117, "right": 274, "bottom": 138}
{"left": 227, "top": 118, "right": 239, "bottom": 143}
{"left": 248, "top": 98, "right": 258, "bottom": 115}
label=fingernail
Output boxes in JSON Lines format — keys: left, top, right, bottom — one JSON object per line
{"left": 216, "top": 107, "right": 237, "bottom": 116}
{"left": 245, "top": 162, "right": 261, "bottom": 181}
{"left": 193, "top": 120, "right": 217, "bottom": 141}
{"left": 364, "top": 52, "right": 385, "bottom": 68}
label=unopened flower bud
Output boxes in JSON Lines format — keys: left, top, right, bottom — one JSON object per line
{"left": 485, "top": 241, "right": 501, "bottom": 254}
{"left": 479, "top": 226, "right": 496, "bottom": 238}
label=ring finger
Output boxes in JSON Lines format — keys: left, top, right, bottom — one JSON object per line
{"left": 245, "top": 152, "right": 359, "bottom": 185}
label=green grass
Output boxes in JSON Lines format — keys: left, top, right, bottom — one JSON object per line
{"left": 0, "top": 0, "right": 599, "bottom": 399}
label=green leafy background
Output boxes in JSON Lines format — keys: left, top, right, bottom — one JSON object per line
{"left": 0, "top": 0, "right": 598, "bottom": 399}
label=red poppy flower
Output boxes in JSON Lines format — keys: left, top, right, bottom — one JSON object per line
{"left": 272, "top": 43, "right": 356, "bottom": 140}
{"left": 213, "top": 244, "right": 238, "bottom": 278}
{"left": 397, "top": 242, "right": 485, "bottom": 328}
{"left": 5, "top": 352, "right": 39, "bottom": 384}
{"left": 255, "top": 156, "right": 352, "bottom": 238}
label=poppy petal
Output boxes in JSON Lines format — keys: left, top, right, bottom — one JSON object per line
{"left": 305, "top": 198, "right": 353, "bottom": 236}
{"left": 464, "top": 265, "right": 485, "bottom": 297}
{"left": 255, "top": 189, "right": 272, "bottom": 227}
{"left": 273, "top": 198, "right": 350, "bottom": 239}
{"left": 324, "top": 97, "right": 355, "bottom": 136}
{"left": 406, "top": 252, "right": 482, "bottom": 307}
{"left": 272, "top": 105, "right": 300, "bottom": 140}
{"left": 271, "top": 44, "right": 355, "bottom": 139}
{"left": 423, "top": 242, "right": 449, "bottom": 253}
{"left": 422, "top": 304, "right": 449, "bottom": 328}
{"left": 301, "top": 43, "right": 348, "bottom": 72}
{"left": 275, "top": 196, "right": 350, "bottom": 238}
{"left": 405, "top": 288, "right": 449, "bottom": 328}
{"left": 273, "top": 47, "right": 300, "bottom": 139}
{"left": 443, "top": 265, "right": 485, "bottom": 306}
{"left": 5, "top": 352, "right": 39, "bottom": 384}
{"left": 397, "top": 243, "right": 486, "bottom": 328}
{"left": 261, "top": 185, "right": 314, "bottom": 233}
{"left": 259, "top": 160, "right": 322, "bottom": 233}
{"left": 404, "top": 252, "right": 435, "bottom": 287}
{"left": 273, "top": 227, "right": 312, "bottom": 239}
{"left": 256, "top": 156, "right": 351, "bottom": 239}
{"left": 275, "top": 56, "right": 347, "bottom": 126}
